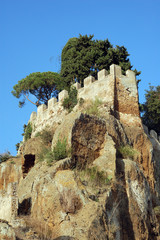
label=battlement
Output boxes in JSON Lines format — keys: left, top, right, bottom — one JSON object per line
{"left": 28, "top": 64, "right": 139, "bottom": 136}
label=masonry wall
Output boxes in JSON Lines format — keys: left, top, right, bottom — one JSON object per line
{"left": 29, "top": 64, "right": 141, "bottom": 137}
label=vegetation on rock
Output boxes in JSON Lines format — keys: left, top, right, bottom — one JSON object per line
{"left": 23, "top": 122, "right": 32, "bottom": 141}
{"left": 35, "top": 128, "right": 53, "bottom": 145}
{"left": 53, "top": 137, "right": 70, "bottom": 161}
{"left": 84, "top": 97, "right": 103, "bottom": 116}
{"left": 0, "top": 151, "right": 11, "bottom": 163}
{"left": 78, "top": 166, "right": 112, "bottom": 187}
{"left": 37, "top": 137, "right": 70, "bottom": 165}
{"left": 117, "top": 145, "right": 139, "bottom": 160}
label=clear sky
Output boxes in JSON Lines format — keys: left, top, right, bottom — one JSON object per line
{"left": 0, "top": 0, "right": 160, "bottom": 156}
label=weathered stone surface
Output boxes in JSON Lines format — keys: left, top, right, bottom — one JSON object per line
{"left": 55, "top": 170, "right": 84, "bottom": 214}
{"left": 52, "top": 111, "right": 81, "bottom": 149}
{"left": 92, "top": 134, "right": 116, "bottom": 177}
{"left": 72, "top": 114, "right": 106, "bottom": 168}
{"left": 0, "top": 221, "right": 16, "bottom": 240}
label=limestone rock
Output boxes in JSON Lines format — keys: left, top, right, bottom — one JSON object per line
{"left": 0, "top": 221, "right": 16, "bottom": 240}
{"left": 52, "top": 111, "right": 81, "bottom": 149}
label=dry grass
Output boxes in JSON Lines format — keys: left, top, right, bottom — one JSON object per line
{"left": 17, "top": 216, "right": 53, "bottom": 240}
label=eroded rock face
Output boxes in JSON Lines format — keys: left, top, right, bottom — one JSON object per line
{"left": 0, "top": 221, "right": 16, "bottom": 240}
{"left": 72, "top": 114, "right": 106, "bottom": 169}
{"left": 104, "top": 159, "right": 160, "bottom": 240}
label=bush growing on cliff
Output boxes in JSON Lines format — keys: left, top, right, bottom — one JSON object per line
{"left": 117, "top": 145, "right": 139, "bottom": 160}
{"left": 84, "top": 97, "right": 103, "bottom": 116}
{"left": 78, "top": 166, "right": 112, "bottom": 187}
{"left": 0, "top": 151, "right": 11, "bottom": 163}
{"left": 35, "top": 128, "right": 53, "bottom": 146}
{"left": 37, "top": 138, "right": 70, "bottom": 165}
{"left": 53, "top": 137, "right": 69, "bottom": 160}
{"left": 23, "top": 122, "right": 32, "bottom": 141}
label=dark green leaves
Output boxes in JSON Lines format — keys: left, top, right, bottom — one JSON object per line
{"left": 12, "top": 72, "right": 61, "bottom": 107}
{"left": 60, "top": 34, "right": 140, "bottom": 88}
{"left": 141, "top": 85, "right": 160, "bottom": 134}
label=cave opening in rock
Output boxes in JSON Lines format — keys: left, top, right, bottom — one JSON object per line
{"left": 22, "top": 154, "right": 35, "bottom": 178}
{"left": 18, "top": 198, "right": 32, "bottom": 216}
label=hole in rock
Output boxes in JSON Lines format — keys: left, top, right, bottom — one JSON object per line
{"left": 22, "top": 154, "right": 35, "bottom": 178}
{"left": 18, "top": 198, "right": 32, "bottom": 216}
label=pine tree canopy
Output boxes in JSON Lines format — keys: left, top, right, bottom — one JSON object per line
{"left": 12, "top": 72, "right": 61, "bottom": 107}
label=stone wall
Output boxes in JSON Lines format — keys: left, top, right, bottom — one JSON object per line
{"left": 28, "top": 64, "right": 141, "bottom": 137}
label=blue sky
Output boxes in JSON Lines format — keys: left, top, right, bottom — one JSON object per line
{"left": 0, "top": 0, "right": 160, "bottom": 156}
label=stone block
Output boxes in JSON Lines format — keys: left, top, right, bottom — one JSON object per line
{"left": 59, "top": 90, "right": 69, "bottom": 102}
{"left": 48, "top": 97, "right": 57, "bottom": 111}
{"left": 72, "top": 82, "right": 81, "bottom": 90}
{"left": 84, "top": 76, "right": 95, "bottom": 87}
{"left": 110, "top": 64, "right": 121, "bottom": 78}
{"left": 126, "top": 69, "right": 136, "bottom": 82}
{"left": 150, "top": 130, "right": 158, "bottom": 140}
{"left": 29, "top": 112, "right": 37, "bottom": 122}
{"left": 37, "top": 104, "right": 47, "bottom": 117}
{"left": 98, "top": 69, "right": 108, "bottom": 80}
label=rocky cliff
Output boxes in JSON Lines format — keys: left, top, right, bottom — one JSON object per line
{"left": 1, "top": 64, "right": 160, "bottom": 240}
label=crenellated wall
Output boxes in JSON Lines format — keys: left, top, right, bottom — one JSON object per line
{"left": 29, "top": 64, "right": 141, "bottom": 137}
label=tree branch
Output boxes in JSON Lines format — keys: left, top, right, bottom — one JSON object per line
{"left": 24, "top": 93, "right": 39, "bottom": 106}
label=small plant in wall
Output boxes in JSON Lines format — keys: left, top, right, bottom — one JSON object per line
{"left": 62, "top": 87, "right": 78, "bottom": 112}
{"left": 84, "top": 97, "right": 103, "bottom": 116}
{"left": 22, "top": 122, "right": 32, "bottom": 141}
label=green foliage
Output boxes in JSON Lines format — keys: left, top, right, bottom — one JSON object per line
{"left": 141, "top": 85, "right": 160, "bottom": 134}
{"left": 37, "top": 138, "right": 70, "bottom": 165}
{"left": 62, "top": 87, "right": 78, "bottom": 112}
{"left": 37, "top": 147, "right": 55, "bottom": 166}
{"left": 45, "top": 150, "right": 55, "bottom": 166}
{"left": 53, "top": 138, "right": 68, "bottom": 161}
{"left": 12, "top": 71, "right": 61, "bottom": 107}
{"left": 79, "top": 166, "right": 112, "bottom": 186}
{"left": 23, "top": 122, "right": 32, "bottom": 141}
{"left": 61, "top": 34, "right": 141, "bottom": 88}
{"left": 84, "top": 97, "right": 103, "bottom": 116}
{"left": 117, "top": 145, "right": 139, "bottom": 160}
{"left": 10, "top": 160, "right": 15, "bottom": 164}
{"left": 35, "top": 129, "right": 53, "bottom": 145}
{"left": 0, "top": 151, "right": 11, "bottom": 163}
{"left": 37, "top": 147, "right": 49, "bottom": 162}
{"left": 15, "top": 142, "right": 20, "bottom": 152}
